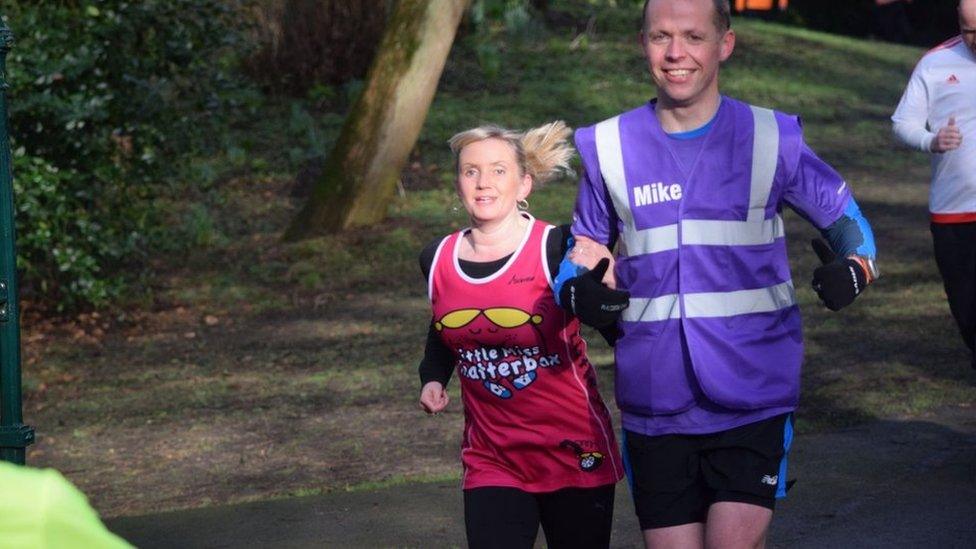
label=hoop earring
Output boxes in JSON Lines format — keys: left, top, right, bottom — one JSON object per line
{"left": 517, "top": 199, "right": 529, "bottom": 211}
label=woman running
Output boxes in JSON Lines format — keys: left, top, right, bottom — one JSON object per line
{"left": 418, "top": 121, "right": 623, "bottom": 549}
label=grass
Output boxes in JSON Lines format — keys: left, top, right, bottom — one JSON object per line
{"left": 20, "top": 6, "right": 976, "bottom": 518}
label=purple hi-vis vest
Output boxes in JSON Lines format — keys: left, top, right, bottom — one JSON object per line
{"left": 573, "top": 97, "right": 849, "bottom": 417}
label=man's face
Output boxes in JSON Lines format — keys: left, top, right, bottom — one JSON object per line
{"left": 641, "top": 0, "right": 734, "bottom": 109}
{"left": 961, "top": 0, "right": 976, "bottom": 56}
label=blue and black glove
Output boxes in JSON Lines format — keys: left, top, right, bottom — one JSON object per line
{"left": 811, "top": 239, "right": 867, "bottom": 312}
{"left": 558, "top": 258, "right": 630, "bottom": 328}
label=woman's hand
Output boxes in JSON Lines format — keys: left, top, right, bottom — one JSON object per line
{"left": 568, "top": 236, "right": 617, "bottom": 289}
{"left": 419, "top": 381, "right": 449, "bottom": 414}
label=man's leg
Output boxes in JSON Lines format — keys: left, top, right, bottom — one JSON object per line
{"left": 698, "top": 414, "right": 792, "bottom": 549}
{"left": 622, "top": 430, "right": 709, "bottom": 549}
{"left": 704, "top": 501, "right": 773, "bottom": 549}
{"left": 643, "top": 523, "right": 705, "bottom": 549}
{"left": 931, "top": 222, "right": 976, "bottom": 365}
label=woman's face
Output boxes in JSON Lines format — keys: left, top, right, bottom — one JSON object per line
{"left": 456, "top": 138, "right": 531, "bottom": 225}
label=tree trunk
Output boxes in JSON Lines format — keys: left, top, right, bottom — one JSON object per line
{"left": 284, "top": 0, "right": 470, "bottom": 240}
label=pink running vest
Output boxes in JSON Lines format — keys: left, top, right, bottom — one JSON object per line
{"left": 428, "top": 217, "right": 622, "bottom": 492}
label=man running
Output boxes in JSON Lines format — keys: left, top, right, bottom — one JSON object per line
{"left": 892, "top": 0, "right": 976, "bottom": 369}
{"left": 557, "top": 1, "right": 878, "bottom": 546}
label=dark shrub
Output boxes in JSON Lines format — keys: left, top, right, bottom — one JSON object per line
{"left": 3, "top": 1, "right": 250, "bottom": 310}
{"left": 244, "top": 0, "right": 391, "bottom": 95}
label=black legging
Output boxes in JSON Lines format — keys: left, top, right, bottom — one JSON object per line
{"left": 463, "top": 484, "right": 616, "bottom": 549}
{"left": 931, "top": 222, "right": 976, "bottom": 358}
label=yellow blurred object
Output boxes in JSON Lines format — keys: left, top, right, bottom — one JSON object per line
{"left": 0, "top": 462, "right": 133, "bottom": 549}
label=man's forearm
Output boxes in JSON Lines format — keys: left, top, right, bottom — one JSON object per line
{"left": 819, "top": 198, "right": 879, "bottom": 281}
{"left": 892, "top": 119, "right": 935, "bottom": 153}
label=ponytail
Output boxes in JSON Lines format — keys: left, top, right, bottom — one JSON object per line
{"left": 520, "top": 120, "right": 574, "bottom": 185}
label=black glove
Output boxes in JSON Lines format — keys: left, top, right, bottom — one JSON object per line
{"left": 597, "top": 324, "right": 621, "bottom": 347}
{"left": 559, "top": 258, "right": 630, "bottom": 328}
{"left": 811, "top": 239, "right": 867, "bottom": 312}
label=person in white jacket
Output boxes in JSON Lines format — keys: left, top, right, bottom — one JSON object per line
{"left": 892, "top": 0, "right": 976, "bottom": 368}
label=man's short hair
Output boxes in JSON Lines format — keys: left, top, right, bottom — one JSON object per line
{"left": 642, "top": 0, "right": 732, "bottom": 34}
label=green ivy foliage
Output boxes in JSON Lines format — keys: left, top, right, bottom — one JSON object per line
{"left": 10, "top": 153, "right": 125, "bottom": 310}
{"left": 2, "top": 1, "right": 251, "bottom": 310}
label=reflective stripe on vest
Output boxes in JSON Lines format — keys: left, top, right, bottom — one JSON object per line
{"left": 622, "top": 294, "right": 680, "bottom": 322}
{"left": 597, "top": 105, "right": 796, "bottom": 321}
{"left": 623, "top": 280, "right": 796, "bottom": 322}
{"left": 597, "top": 106, "right": 782, "bottom": 254}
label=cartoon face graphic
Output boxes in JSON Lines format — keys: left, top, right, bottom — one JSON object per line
{"left": 560, "top": 440, "right": 605, "bottom": 472}
{"left": 436, "top": 305, "right": 559, "bottom": 399}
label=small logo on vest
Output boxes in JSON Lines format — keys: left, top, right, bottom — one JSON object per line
{"left": 560, "top": 440, "right": 605, "bottom": 472}
{"left": 946, "top": 74, "right": 960, "bottom": 85}
{"left": 508, "top": 273, "right": 535, "bottom": 285}
{"left": 634, "top": 182, "right": 683, "bottom": 207}
{"left": 761, "top": 474, "right": 778, "bottom": 486}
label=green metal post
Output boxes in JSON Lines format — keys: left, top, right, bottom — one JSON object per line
{"left": 0, "top": 18, "right": 34, "bottom": 465}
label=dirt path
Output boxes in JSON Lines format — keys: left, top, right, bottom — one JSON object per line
{"left": 107, "top": 407, "right": 976, "bottom": 548}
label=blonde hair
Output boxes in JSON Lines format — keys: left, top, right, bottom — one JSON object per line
{"left": 448, "top": 121, "right": 574, "bottom": 185}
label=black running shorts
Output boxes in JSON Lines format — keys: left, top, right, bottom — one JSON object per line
{"left": 622, "top": 413, "right": 794, "bottom": 530}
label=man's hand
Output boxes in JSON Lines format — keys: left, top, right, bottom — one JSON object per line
{"left": 558, "top": 258, "right": 630, "bottom": 328}
{"left": 568, "top": 235, "right": 617, "bottom": 288}
{"left": 931, "top": 116, "right": 962, "bottom": 153}
{"left": 810, "top": 239, "right": 868, "bottom": 312}
{"left": 419, "top": 381, "right": 449, "bottom": 414}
